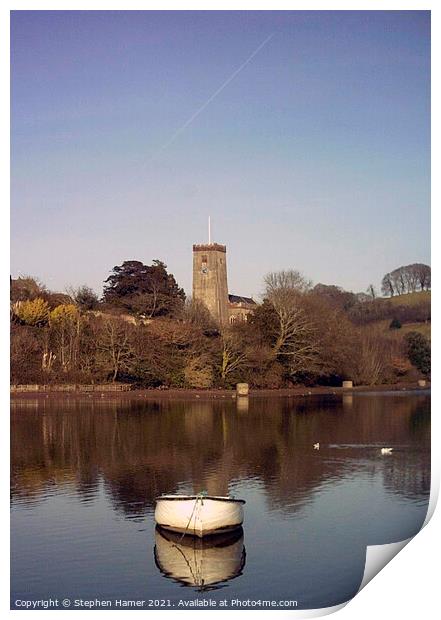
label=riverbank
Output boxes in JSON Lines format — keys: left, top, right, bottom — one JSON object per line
{"left": 10, "top": 381, "right": 430, "bottom": 401}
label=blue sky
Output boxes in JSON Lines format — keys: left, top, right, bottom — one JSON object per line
{"left": 11, "top": 10, "right": 430, "bottom": 298}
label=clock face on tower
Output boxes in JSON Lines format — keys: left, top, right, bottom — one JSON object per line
{"left": 201, "top": 266, "right": 208, "bottom": 274}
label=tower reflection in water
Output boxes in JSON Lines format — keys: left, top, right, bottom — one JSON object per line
{"left": 154, "top": 527, "right": 246, "bottom": 591}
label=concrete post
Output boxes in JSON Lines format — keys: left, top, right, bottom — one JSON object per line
{"left": 236, "top": 383, "right": 249, "bottom": 396}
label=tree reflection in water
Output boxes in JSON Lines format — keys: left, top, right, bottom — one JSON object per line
{"left": 11, "top": 393, "right": 430, "bottom": 519}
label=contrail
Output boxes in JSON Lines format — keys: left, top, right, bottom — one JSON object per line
{"left": 152, "top": 32, "right": 275, "bottom": 159}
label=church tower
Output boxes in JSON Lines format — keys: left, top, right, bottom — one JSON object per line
{"left": 192, "top": 241, "right": 229, "bottom": 326}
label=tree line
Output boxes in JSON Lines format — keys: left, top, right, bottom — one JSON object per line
{"left": 10, "top": 260, "right": 430, "bottom": 388}
{"left": 381, "top": 263, "right": 431, "bottom": 297}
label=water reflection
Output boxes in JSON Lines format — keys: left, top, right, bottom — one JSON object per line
{"left": 342, "top": 394, "right": 353, "bottom": 409}
{"left": 11, "top": 394, "right": 430, "bottom": 516}
{"left": 10, "top": 393, "right": 430, "bottom": 608}
{"left": 236, "top": 397, "right": 249, "bottom": 413}
{"left": 154, "top": 527, "right": 245, "bottom": 590}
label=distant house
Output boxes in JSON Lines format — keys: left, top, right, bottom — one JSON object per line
{"left": 228, "top": 294, "right": 257, "bottom": 323}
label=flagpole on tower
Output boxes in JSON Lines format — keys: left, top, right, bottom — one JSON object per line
{"left": 208, "top": 216, "right": 211, "bottom": 244}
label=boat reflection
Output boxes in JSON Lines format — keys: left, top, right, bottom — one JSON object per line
{"left": 154, "top": 526, "right": 246, "bottom": 590}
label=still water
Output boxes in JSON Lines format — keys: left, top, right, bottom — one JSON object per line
{"left": 11, "top": 392, "right": 430, "bottom": 610}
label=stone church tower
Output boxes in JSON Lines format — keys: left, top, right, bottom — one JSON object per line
{"left": 192, "top": 243, "right": 229, "bottom": 326}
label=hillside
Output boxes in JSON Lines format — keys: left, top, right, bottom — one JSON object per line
{"left": 373, "top": 319, "right": 431, "bottom": 339}
{"left": 387, "top": 290, "right": 431, "bottom": 307}
{"left": 367, "top": 290, "right": 431, "bottom": 340}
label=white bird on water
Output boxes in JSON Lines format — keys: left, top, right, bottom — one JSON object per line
{"left": 313, "top": 443, "right": 320, "bottom": 450}
{"left": 381, "top": 447, "right": 393, "bottom": 455}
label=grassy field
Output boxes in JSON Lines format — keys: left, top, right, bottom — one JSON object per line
{"left": 373, "top": 319, "right": 431, "bottom": 339}
{"left": 363, "top": 291, "right": 431, "bottom": 340}
{"left": 386, "top": 290, "right": 431, "bottom": 306}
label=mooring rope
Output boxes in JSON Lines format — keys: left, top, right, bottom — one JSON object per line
{"left": 176, "top": 491, "right": 208, "bottom": 541}
{"left": 171, "top": 542, "right": 202, "bottom": 587}
{"left": 170, "top": 493, "right": 208, "bottom": 588}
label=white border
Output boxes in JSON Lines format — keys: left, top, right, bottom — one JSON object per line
{"left": 3, "top": 2, "right": 437, "bottom": 618}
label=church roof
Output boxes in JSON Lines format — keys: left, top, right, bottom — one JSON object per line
{"left": 228, "top": 294, "right": 256, "bottom": 305}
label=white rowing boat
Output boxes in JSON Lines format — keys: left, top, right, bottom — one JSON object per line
{"left": 155, "top": 494, "right": 245, "bottom": 537}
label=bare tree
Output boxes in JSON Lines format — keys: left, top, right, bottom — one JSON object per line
{"left": 353, "top": 328, "right": 392, "bottom": 385}
{"left": 263, "top": 271, "right": 320, "bottom": 375}
{"left": 10, "top": 276, "right": 47, "bottom": 303}
{"left": 264, "top": 269, "right": 312, "bottom": 297}
{"left": 381, "top": 273, "right": 395, "bottom": 297}
{"left": 382, "top": 264, "right": 431, "bottom": 297}
{"left": 313, "top": 283, "right": 357, "bottom": 310}
{"left": 367, "top": 284, "right": 377, "bottom": 299}
{"left": 49, "top": 304, "right": 81, "bottom": 372}
{"left": 181, "top": 297, "right": 216, "bottom": 330}
{"left": 403, "top": 266, "right": 418, "bottom": 293}
{"left": 97, "top": 318, "right": 133, "bottom": 381}
{"left": 390, "top": 268, "right": 406, "bottom": 295}
{"left": 414, "top": 263, "right": 431, "bottom": 291}
{"left": 220, "top": 331, "right": 248, "bottom": 381}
